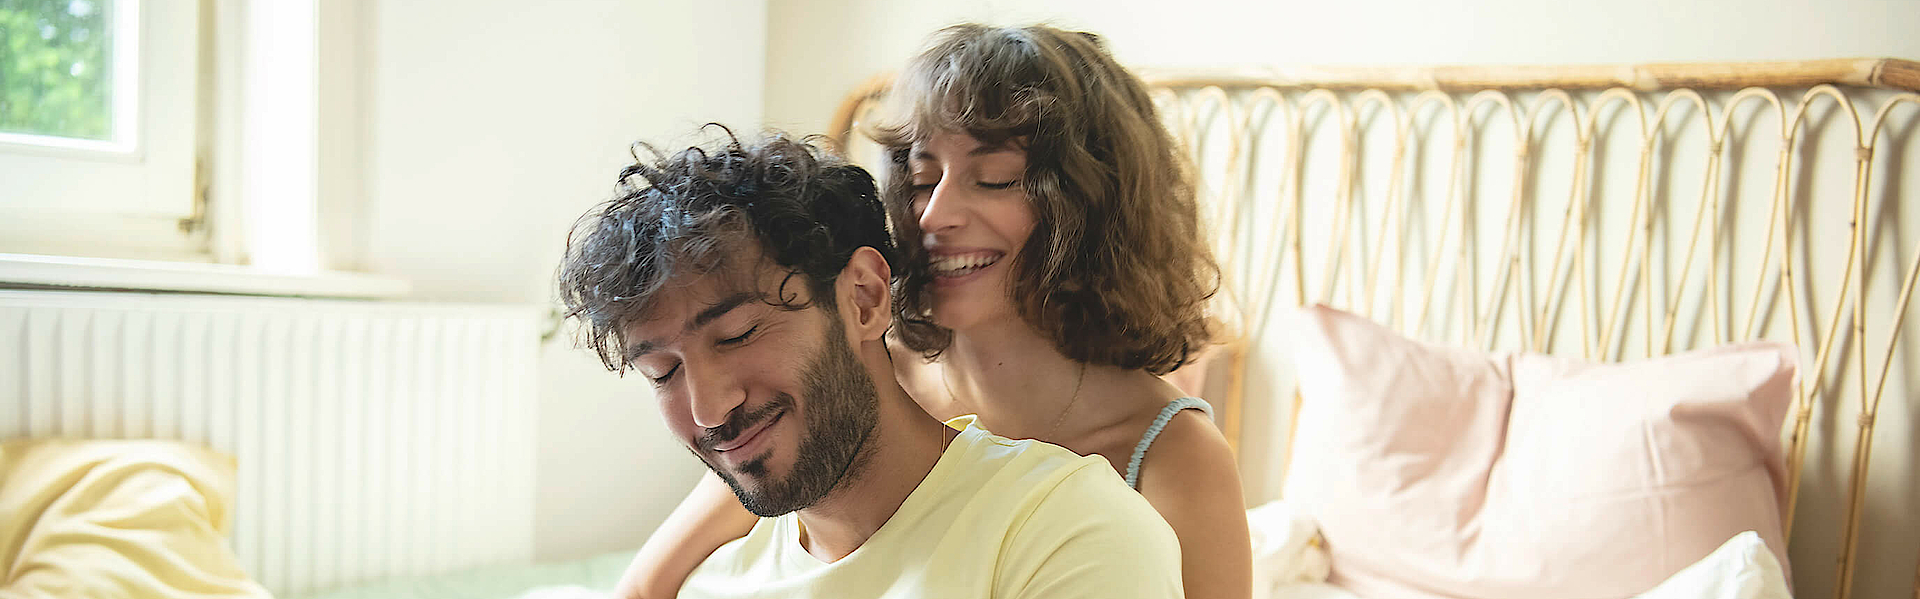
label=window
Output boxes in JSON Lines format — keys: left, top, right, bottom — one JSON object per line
{"left": 0, "top": 0, "right": 397, "bottom": 298}
{"left": 0, "top": 0, "right": 204, "bottom": 261}
{"left": 0, "top": 0, "right": 128, "bottom": 147}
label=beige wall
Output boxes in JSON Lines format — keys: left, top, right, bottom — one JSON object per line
{"left": 760, "top": 2, "right": 1920, "bottom": 598}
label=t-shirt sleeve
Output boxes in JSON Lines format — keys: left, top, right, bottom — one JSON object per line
{"left": 994, "top": 461, "right": 1186, "bottom": 599}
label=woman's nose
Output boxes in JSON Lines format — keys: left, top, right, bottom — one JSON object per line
{"left": 917, "top": 180, "right": 967, "bottom": 233}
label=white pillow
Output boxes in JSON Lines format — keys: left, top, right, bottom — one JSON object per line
{"left": 1247, "top": 500, "right": 1332, "bottom": 595}
{"left": 1265, "top": 531, "right": 1787, "bottom": 599}
{"left": 1631, "top": 531, "right": 1791, "bottom": 599}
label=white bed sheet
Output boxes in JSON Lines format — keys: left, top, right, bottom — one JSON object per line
{"left": 1256, "top": 530, "right": 1790, "bottom": 599}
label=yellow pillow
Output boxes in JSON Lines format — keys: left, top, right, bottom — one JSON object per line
{"left": 0, "top": 439, "right": 269, "bottom": 599}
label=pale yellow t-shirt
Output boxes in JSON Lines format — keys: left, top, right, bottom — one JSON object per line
{"left": 678, "top": 417, "right": 1185, "bottom": 598}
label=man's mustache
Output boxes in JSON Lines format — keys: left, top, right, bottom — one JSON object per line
{"left": 697, "top": 395, "right": 793, "bottom": 452}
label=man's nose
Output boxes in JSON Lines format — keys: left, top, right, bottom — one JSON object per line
{"left": 684, "top": 360, "right": 745, "bottom": 429}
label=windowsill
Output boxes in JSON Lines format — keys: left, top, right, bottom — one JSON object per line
{"left": 0, "top": 253, "right": 410, "bottom": 300}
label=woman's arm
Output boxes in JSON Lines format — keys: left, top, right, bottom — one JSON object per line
{"left": 613, "top": 470, "right": 759, "bottom": 599}
{"left": 1136, "top": 411, "right": 1255, "bottom": 599}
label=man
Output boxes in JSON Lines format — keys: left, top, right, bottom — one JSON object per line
{"left": 555, "top": 130, "right": 1184, "bottom": 598}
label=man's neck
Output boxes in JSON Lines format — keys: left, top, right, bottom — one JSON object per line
{"left": 790, "top": 351, "right": 955, "bottom": 563}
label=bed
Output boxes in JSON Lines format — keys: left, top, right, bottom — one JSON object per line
{"left": 828, "top": 57, "right": 1920, "bottom": 599}
{"left": 5, "top": 58, "right": 1916, "bottom": 599}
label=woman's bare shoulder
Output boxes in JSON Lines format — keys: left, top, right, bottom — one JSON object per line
{"left": 1135, "top": 408, "right": 1253, "bottom": 599}
{"left": 1135, "top": 408, "right": 1240, "bottom": 497}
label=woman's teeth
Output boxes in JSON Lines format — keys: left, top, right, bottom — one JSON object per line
{"left": 930, "top": 252, "right": 1000, "bottom": 277}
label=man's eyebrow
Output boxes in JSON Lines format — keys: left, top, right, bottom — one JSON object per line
{"left": 622, "top": 340, "right": 658, "bottom": 366}
{"left": 621, "top": 291, "right": 761, "bottom": 364}
{"left": 688, "top": 292, "right": 760, "bottom": 333}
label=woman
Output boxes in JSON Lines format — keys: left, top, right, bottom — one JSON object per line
{"left": 619, "top": 24, "right": 1250, "bottom": 599}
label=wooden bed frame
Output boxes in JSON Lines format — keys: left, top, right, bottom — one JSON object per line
{"left": 832, "top": 58, "right": 1920, "bottom": 599}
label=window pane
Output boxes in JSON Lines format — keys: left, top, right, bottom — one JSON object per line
{"left": 0, "top": 0, "right": 115, "bottom": 141}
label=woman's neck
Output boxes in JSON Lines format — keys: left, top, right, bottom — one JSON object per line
{"left": 938, "top": 318, "right": 1167, "bottom": 441}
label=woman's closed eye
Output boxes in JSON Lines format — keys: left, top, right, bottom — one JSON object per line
{"left": 909, "top": 179, "right": 1020, "bottom": 193}
{"left": 976, "top": 179, "right": 1020, "bottom": 190}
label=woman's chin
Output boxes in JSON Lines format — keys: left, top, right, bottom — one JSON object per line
{"left": 930, "top": 302, "right": 1014, "bottom": 336}
{"left": 928, "top": 300, "right": 976, "bottom": 329}
{"left": 928, "top": 272, "right": 1019, "bottom": 334}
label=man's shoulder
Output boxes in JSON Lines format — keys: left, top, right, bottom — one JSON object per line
{"left": 947, "top": 429, "right": 1185, "bottom": 599}
{"left": 946, "top": 422, "right": 1114, "bottom": 493}
{"left": 944, "top": 423, "right": 1172, "bottom": 534}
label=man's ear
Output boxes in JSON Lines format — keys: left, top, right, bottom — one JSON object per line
{"left": 836, "top": 246, "right": 893, "bottom": 342}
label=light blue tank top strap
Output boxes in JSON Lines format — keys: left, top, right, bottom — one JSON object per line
{"left": 1124, "top": 397, "right": 1215, "bottom": 490}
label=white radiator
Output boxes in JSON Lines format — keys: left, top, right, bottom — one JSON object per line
{"left": 0, "top": 289, "right": 542, "bottom": 596}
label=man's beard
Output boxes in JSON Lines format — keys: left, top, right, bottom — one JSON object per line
{"left": 696, "top": 321, "right": 879, "bottom": 517}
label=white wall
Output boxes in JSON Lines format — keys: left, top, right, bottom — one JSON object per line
{"left": 352, "top": 0, "right": 767, "bottom": 561}
{"left": 760, "top": 2, "right": 1920, "bottom": 598}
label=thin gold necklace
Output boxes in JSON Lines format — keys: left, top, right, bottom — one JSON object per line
{"left": 1042, "top": 362, "right": 1089, "bottom": 440}
{"left": 944, "top": 360, "right": 1087, "bottom": 441}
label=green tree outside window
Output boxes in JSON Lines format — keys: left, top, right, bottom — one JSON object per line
{"left": 0, "top": 0, "right": 114, "bottom": 141}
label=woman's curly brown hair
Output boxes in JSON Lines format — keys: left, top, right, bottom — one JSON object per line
{"left": 870, "top": 23, "right": 1219, "bottom": 376}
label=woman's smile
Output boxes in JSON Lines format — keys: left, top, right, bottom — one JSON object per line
{"left": 928, "top": 248, "right": 1006, "bottom": 287}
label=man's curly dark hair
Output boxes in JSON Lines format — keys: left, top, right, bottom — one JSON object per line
{"left": 556, "top": 127, "right": 898, "bottom": 372}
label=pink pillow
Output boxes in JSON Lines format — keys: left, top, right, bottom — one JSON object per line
{"left": 1282, "top": 305, "right": 1794, "bottom": 599}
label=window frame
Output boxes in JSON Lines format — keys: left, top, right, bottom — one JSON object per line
{"left": 0, "top": 0, "right": 403, "bottom": 299}
{"left": 0, "top": 0, "right": 143, "bottom": 154}
{"left": 0, "top": 0, "right": 205, "bottom": 261}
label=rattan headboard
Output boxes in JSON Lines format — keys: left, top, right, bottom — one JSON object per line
{"left": 831, "top": 58, "right": 1920, "bottom": 599}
